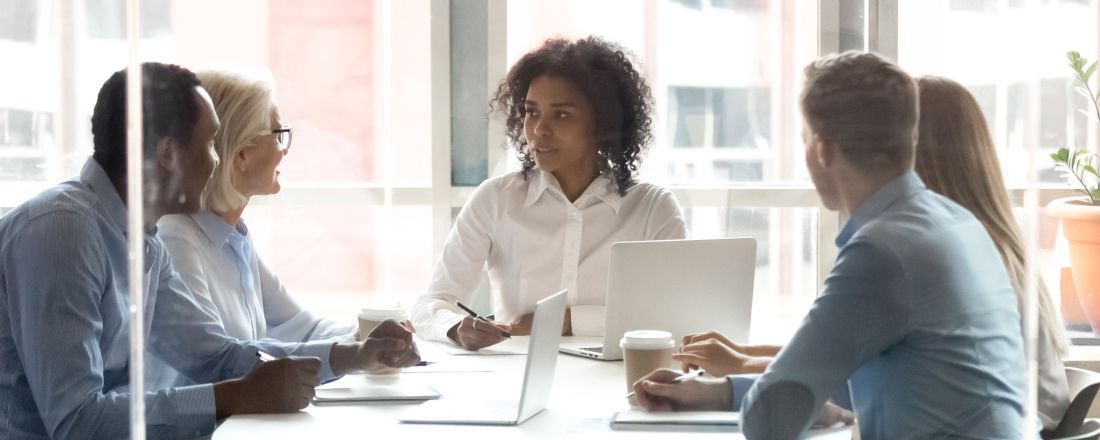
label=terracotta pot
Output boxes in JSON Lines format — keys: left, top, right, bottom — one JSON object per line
{"left": 1048, "top": 197, "right": 1100, "bottom": 334}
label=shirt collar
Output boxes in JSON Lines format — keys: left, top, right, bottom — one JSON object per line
{"left": 835, "top": 170, "right": 926, "bottom": 247}
{"left": 190, "top": 210, "right": 244, "bottom": 248}
{"left": 81, "top": 158, "right": 129, "bottom": 234}
{"left": 523, "top": 169, "right": 622, "bottom": 213}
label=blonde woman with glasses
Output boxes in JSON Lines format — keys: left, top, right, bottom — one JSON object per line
{"left": 147, "top": 68, "right": 405, "bottom": 389}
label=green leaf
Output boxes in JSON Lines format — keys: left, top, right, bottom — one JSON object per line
{"left": 1090, "top": 188, "right": 1100, "bottom": 205}
{"left": 1086, "top": 164, "right": 1099, "bottom": 176}
{"left": 1087, "top": 61, "right": 1099, "bottom": 81}
{"left": 1069, "top": 51, "right": 1085, "bottom": 70}
{"left": 1056, "top": 147, "right": 1070, "bottom": 161}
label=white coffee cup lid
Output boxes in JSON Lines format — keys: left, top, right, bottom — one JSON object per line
{"left": 359, "top": 304, "right": 406, "bottom": 321}
{"left": 620, "top": 330, "right": 675, "bottom": 349}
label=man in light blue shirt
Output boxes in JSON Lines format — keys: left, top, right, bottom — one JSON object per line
{"left": 633, "top": 52, "right": 1027, "bottom": 439}
{"left": 0, "top": 63, "right": 420, "bottom": 439}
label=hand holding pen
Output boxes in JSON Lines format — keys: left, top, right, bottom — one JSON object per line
{"left": 625, "top": 368, "right": 703, "bottom": 399}
{"left": 631, "top": 368, "right": 735, "bottom": 412}
{"left": 448, "top": 302, "right": 513, "bottom": 351}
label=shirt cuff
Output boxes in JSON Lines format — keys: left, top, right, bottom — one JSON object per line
{"left": 429, "top": 310, "right": 467, "bottom": 344}
{"left": 297, "top": 340, "right": 339, "bottom": 381}
{"left": 569, "top": 305, "right": 604, "bottom": 337}
{"left": 727, "top": 374, "right": 760, "bottom": 411}
{"left": 164, "top": 383, "right": 217, "bottom": 438}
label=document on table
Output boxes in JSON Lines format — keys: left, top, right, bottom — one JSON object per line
{"left": 440, "top": 336, "right": 529, "bottom": 355}
{"left": 401, "top": 361, "right": 493, "bottom": 373}
{"left": 312, "top": 385, "right": 441, "bottom": 404}
{"left": 610, "top": 410, "right": 740, "bottom": 430}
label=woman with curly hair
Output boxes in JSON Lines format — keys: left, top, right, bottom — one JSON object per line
{"left": 412, "top": 36, "right": 687, "bottom": 350}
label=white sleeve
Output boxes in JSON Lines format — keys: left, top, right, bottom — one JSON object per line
{"left": 411, "top": 180, "right": 499, "bottom": 343}
{"left": 647, "top": 188, "right": 689, "bottom": 240}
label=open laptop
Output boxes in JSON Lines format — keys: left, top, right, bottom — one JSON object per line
{"left": 399, "top": 289, "right": 567, "bottom": 426}
{"left": 559, "top": 238, "right": 756, "bottom": 361}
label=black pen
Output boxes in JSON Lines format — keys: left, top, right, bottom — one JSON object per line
{"left": 456, "top": 302, "right": 511, "bottom": 339}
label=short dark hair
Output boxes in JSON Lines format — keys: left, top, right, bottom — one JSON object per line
{"left": 91, "top": 62, "right": 202, "bottom": 180}
{"left": 491, "top": 36, "right": 654, "bottom": 196}
{"left": 800, "top": 51, "right": 918, "bottom": 169}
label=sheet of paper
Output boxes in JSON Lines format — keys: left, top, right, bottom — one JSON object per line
{"left": 312, "top": 385, "right": 440, "bottom": 403}
{"left": 401, "top": 361, "right": 493, "bottom": 373}
{"left": 611, "top": 410, "right": 740, "bottom": 425}
{"left": 440, "top": 336, "right": 530, "bottom": 355}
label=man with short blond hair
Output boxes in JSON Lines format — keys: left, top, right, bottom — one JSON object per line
{"left": 632, "top": 52, "right": 1027, "bottom": 439}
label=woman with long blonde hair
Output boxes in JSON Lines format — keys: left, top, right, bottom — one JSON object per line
{"left": 672, "top": 75, "right": 1071, "bottom": 430}
{"left": 914, "top": 75, "right": 1069, "bottom": 429}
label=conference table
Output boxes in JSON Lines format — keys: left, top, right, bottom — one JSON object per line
{"left": 214, "top": 338, "right": 853, "bottom": 439}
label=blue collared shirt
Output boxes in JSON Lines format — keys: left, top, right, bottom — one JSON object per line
{"left": 730, "top": 171, "right": 1027, "bottom": 439}
{"left": 0, "top": 158, "right": 338, "bottom": 439}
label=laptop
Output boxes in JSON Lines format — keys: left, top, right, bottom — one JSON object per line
{"left": 399, "top": 289, "right": 567, "bottom": 426}
{"left": 559, "top": 238, "right": 756, "bottom": 361}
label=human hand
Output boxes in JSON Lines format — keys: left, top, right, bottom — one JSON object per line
{"left": 447, "top": 316, "right": 512, "bottom": 350}
{"left": 214, "top": 356, "right": 321, "bottom": 418}
{"left": 334, "top": 319, "right": 421, "bottom": 374}
{"left": 509, "top": 313, "right": 533, "bottom": 336}
{"left": 509, "top": 308, "right": 572, "bottom": 337}
{"left": 681, "top": 330, "right": 738, "bottom": 350}
{"left": 813, "top": 401, "right": 855, "bottom": 428}
{"left": 672, "top": 338, "right": 757, "bottom": 376}
{"left": 632, "top": 369, "right": 733, "bottom": 412}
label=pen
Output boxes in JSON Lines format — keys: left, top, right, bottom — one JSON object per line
{"left": 624, "top": 369, "right": 704, "bottom": 399}
{"left": 256, "top": 350, "right": 277, "bottom": 363}
{"left": 456, "top": 302, "right": 511, "bottom": 339}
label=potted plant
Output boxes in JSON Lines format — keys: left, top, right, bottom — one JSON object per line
{"left": 1048, "top": 51, "right": 1100, "bottom": 333}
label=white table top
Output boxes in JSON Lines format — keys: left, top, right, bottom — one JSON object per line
{"left": 214, "top": 340, "right": 853, "bottom": 439}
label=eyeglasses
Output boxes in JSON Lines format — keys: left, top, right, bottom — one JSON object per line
{"left": 272, "top": 126, "right": 293, "bottom": 153}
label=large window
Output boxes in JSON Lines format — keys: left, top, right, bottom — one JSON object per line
{"left": 897, "top": 0, "right": 1098, "bottom": 324}
{"left": 505, "top": 0, "right": 821, "bottom": 341}
{"left": 0, "top": 0, "right": 1096, "bottom": 342}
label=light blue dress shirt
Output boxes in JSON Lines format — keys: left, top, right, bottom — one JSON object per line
{"left": 0, "top": 159, "right": 339, "bottom": 439}
{"left": 144, "top": 211, "right": 357, "bottom": 391}
{"left": 730, "top": 171, "right": 1027, "bottom": 439}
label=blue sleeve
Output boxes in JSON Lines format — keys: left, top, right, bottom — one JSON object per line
{"left": 147, "top": 239, "right": 338, "bottom": 383}
{"left": 740, "top": 238, "right": 908, "bottom": 439}
{"left": 728, "top": 374, "right": 760, "bottom": 411}
{"left": 8, "top": 211, "right": 216, "bottom": 439}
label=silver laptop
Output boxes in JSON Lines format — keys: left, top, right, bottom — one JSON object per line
{"left": 559, "top": 238, "right": 756, "bottom": 361}
{"left": 399, "top": 289, "right": 567, "bottom": 426}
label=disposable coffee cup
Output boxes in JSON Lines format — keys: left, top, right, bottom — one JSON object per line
{"left": 357, "top": 304, "right": 407, "bottom": 339}
{"left": 620, "top": 330, "right": 675, "bottom": 395}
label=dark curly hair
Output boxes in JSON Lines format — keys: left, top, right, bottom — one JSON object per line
{"left": 491, "top": 36, "right": 654, "bottom": 196}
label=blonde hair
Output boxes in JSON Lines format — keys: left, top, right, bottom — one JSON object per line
{"left": 801, "top": 51, "right": 919, "bottom": 170}
{"left": 196, "top": 68, "right": 278, "bottom": 214}
{"left": 915, "top": 76, "right": 1068, "bottom": 355}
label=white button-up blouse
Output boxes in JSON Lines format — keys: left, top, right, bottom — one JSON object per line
{"left": 412, "top": 169, "right": 688, "bottom": 342}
